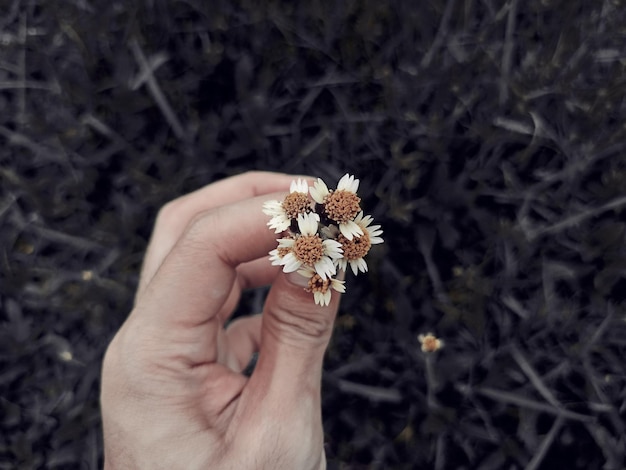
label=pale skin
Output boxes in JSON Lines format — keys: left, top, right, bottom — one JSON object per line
{"left": 101, "top": 172, "right": 341, "bottom": 470}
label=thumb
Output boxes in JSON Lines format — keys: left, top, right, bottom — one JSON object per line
{"left": 233, "top": 271, "right": 336, "bottom": 470}
{"left": 252, "top": 270, "right": 341, "bottom": 396}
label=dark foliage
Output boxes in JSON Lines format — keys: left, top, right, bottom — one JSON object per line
{"left": 1, "top": 0, "right": 625, "bottom": 468}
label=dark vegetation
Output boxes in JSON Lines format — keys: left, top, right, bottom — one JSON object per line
{"left": 1, "top": 1, "right": 626, "bottom": 468}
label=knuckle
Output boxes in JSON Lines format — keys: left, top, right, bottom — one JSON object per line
{"left": 183, "top": 207, "right": 221, "bottom": 244}
{"left": 155, "top": 198, "right": 185, "bottom": 228}
{"left": 173, "top": 208, "right": 227, "bottom": 264}
{"left": 268, "top": 303, "right": 333, "bottom": 344}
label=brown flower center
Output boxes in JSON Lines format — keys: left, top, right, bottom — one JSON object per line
{"left": 307, "top": 273, "right": 329, "bottom": 294}
{"left": 324, "top": 190, "right": 361, "bottom": 223}
{"left": 282, "top": 192, "right": 311, "bottom": 219}
{"left": 338, "top": 229, "right": 371, "bottom": 260}
{"left": 293, "top": 235, "right": 324, "bottom": 265}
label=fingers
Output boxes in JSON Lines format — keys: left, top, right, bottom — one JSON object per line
{"left": 249, "top": 271, "right": 341, "bottom": 401}
{"left": 137, "top": 171, "right": 299, "bottom": 301}
{"left": 208, "top": 258, "right": 281, "bottom": 325}
{"left": 132, "top": 193, "right": 283, "bottom": 364}
{"left": 224, "top": 315, "right": 263, "bottom": 372}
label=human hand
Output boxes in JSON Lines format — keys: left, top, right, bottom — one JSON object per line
{"left": 101, "top": 172, "right": 341, "bottom": 470}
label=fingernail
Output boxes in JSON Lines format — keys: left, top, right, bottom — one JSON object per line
{"left": 286, "top": 272, "right": 310, "bottom": 288}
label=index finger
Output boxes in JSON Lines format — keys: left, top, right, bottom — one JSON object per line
{"left": 138, "top": 172, "right": 302, "bottom": 300}
{"left": 134, "top": 193, "right": 281, "bottom": 340}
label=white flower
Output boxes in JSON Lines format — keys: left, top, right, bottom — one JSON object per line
{"left": 274, "top": 213, "right": 343, "bottom": 280}
{"left": 268, "top": 238, "right": 294, "bottom": 265}
{"left": 262, "top": 178, "right": 313, "bottom": 233}
{"left": 336, "top": 211, "right": 384, "bottom": 275}
{"left": 418, "top": 332, "right": 444, "bottom": 353}
{"left": 310, "top": 174, "right": 363, "bottom": 241}
{"left": 297, "top": 266, "right": 346, "bottom": 306}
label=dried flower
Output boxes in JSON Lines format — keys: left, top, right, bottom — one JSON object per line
{"left": 418, "top": 333, "right": 443, "bottom": 353}
{"left": 310, "top": 174, "right": 364, "bottom": 240}
{"left": 297, "top": 266, "right": 346, "bottom": 307}
{"left": 273, "top": 213, "right": 343, "bottom": 280}
{"left": 263, "top": 178, "right": 313, "bottom": 233}
{"left": 263, "top": 174, "right": 383, "bottom": 305}
{"left": 335, "top": 211, "right": 384, "bottom": 275}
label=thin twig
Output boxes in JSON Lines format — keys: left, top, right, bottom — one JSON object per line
{"left": 0, "top": 194, "right": 17, "bottom": 220}
{"left": 468, "top": 386, "right": 595, "bottom": 422}
{"left": 335, "top": 379, "right": 402, "bottom": 403}
{"left": 18, "top": 12, "right": 27, "bottom": 127}
{"left": 579, "top": 304, "right": 614, "bottom": 356}
{"left": 421, "top": 0, "right": 456, "bottom": 68}
{"left": 584, "top": 421, "right": 624, "bottom": 468}
{"left": 0, "top": 80, "right": 58, "bottom": 91}
{"left": 129, "top": 38, "right": 186, "bottom": 140}
{"left": 527, "top": 194, "right": 626, "bottom": 240}
{"left": 28, "top": 225, "right": 105, "bottom": 251}
{"left": 500, "top": 0, "right": 519, "bottom": 106}
{"left": 510, "top": 344, "right": 561, "bottom": 409}
{"left": 524, "top": 416, "right": 563, "bottom": 470}
{"left": 0, "top": 125, "right": 64, "bottom": 162}
{"left": 417, "top": 226, "right": 450, "bottom": 305}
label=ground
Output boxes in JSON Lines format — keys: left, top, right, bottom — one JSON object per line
{"left": 1, "top": 1, "right": 625, "bottom": 468}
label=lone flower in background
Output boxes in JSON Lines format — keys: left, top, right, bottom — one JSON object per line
{"left": 418, "top": 333, "right": 444, "bottom": 353}
{"left": 263, "top": 174, "right": 383, "bottom": 305}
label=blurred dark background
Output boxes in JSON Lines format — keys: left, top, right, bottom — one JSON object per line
{"left": 1, "top": 1, "right": 626, "bottom": 468}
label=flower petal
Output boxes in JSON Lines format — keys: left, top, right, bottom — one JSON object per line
{"left": 262, "top": 200, "right": 283, "bottom": 216}
{"left": 337, "top": 173, "right": 359, "bottom": 193}
{"left": 314, "top": 257, "right": 336, "bottom": 280}
{"left": 330, "top": 278, "right": 346, "bottom": 293}
{"left": 277, "top": 238, "right": 295, "bottom": 248}
{"left": 290, "top": 178, "right": 310, "bottom": 194}
{"left": 309, "top": 178, "right": 329, "bottom": 204}
{"left": 281, "top": 253, "right": 302, "bottom": 273}
{"left": 269, "top": 249, "right": 283, "bottom": 265}
{"left": 297, "top": 212, "right": 319, "bottom": 236}
{"left": 268, "top": 216, "right": 291, "bottom": 233}
{"left": 339, "top": 220, "right": 364, "bottom": 240}
{"left": 322, "top": 239, "right": 344, "bottom": 259}
{"left": 349, "top": 259, "right": 360, "bottom": 275}
{"left": 348, "top": 258, "right": 368, "bottom": 275}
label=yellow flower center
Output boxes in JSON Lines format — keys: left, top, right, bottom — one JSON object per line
{"left": 307, "top": 273, "right": 330, "bottom": 294}
{"left": 338, "top": 229, "right": 371, "bottom": 260}
{"left": 282, "top": 192, "right": 311, "bottom": 219}
{"left": 293, "top": 235, "right": 324, "bottom": 265}
{"left": 324, "top": 190, "right": 361, "bottom": 223}
{"left": 277, "top": 247, "right": 291, "bottom": 258}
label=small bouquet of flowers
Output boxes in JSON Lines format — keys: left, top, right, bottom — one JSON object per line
{"left": 262, "top": 174, "right": 384, "bottom": 306}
